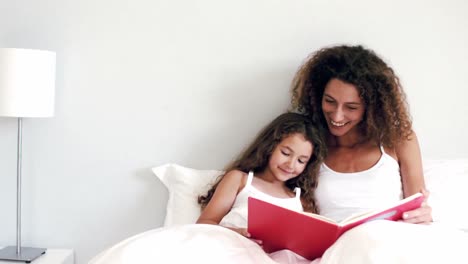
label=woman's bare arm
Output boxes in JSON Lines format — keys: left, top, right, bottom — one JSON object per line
{"left": 396, "top": 132, "right": 432, "bottom": 224}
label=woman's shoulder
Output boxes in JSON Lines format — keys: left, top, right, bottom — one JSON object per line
{"left": 383, "top": 134, "right": 419, "bottom": 165}
{"left": 394, "top": 131, "right": 421, "bottom": 160}
{"left": 383, "top": 146, "right": 398, "bottom": 161}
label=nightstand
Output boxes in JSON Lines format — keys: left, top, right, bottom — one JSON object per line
{"left": 0, "top": 249, "right": 74, "bottom": 264}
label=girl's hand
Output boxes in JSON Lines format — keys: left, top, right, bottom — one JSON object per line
{"left": 228, "top": 227, "right": 263, "bottom": 245}
{"left": 402, "top": 189, "right": 433, "bottom": 224}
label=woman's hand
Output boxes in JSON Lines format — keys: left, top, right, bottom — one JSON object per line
{"left": 228, "top": 227, "right": 263, "bottom": 245}
{"left": 402, "top": 189, "right": 433, "bottom": 224}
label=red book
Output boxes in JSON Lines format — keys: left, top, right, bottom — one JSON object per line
{"left": 247, "top": 192, "right": 424, "bottom": 260}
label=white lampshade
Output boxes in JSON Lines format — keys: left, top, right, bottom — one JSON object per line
{"left": 0, "top": 48, "right": 56, "bottom": 117}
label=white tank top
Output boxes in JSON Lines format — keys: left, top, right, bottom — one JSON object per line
{"left": 315, "top": 146, "right": 403, "bottom": 222}
{"left": 220, "top": 171, "right": 304, "bottom": 228}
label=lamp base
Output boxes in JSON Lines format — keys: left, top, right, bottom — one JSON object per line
{"left": 0, "top": 246, "right": 46, "bottom": 263}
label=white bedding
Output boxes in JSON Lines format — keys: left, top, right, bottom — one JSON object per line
{"left": 89, "top": 222, "right": 468, "bottom": 264}
{"left": 89, "top": 160, "right": 468, "bottom": 263}
{"left": 321, "top": 221, "right": 468, "bottom": 264}
{"left": 89, "top": 224, "right": 277, "bottom": 264}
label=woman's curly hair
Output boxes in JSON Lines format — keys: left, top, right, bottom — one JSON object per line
{"left": 291, "top": 45, "right": 413, "bottom": 148}
{"left": 198, "top": 112, "right": 327, "bottom": 213}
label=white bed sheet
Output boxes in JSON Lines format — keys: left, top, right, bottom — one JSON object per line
{"left": 89, "top": 224, "right": 277, "bottom": 264}
{"left": 89, "top": 222, "right": 468, "bottom": 264}
{"left": 90, "top": 159, "right": 468, "bottom": 263}
{"left": 321, "top": 221, "right": 468, "bottom": 264}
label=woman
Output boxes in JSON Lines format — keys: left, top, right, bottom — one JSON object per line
{"left": 290, "top": 44, "right": 432, "bottom": 224}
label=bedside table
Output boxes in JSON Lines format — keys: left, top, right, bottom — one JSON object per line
{"left": 0, "top": 249, "right": 74, "bottom": 264}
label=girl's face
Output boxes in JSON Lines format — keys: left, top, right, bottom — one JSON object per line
{"left": 321, "top": 78, "right": 365, "bottom": 137}
{"left": 267, "top": 133, "right": 313, "bottom": 182}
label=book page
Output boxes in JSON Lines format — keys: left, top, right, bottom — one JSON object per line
{"left": 339, "top": 210, "right": 374, "bottom": 224}
{"left": 339, "top": 192, "right": 424, "bottom": 225}
{"left": 301, "top": 211, "right": 339, "bottom": 224}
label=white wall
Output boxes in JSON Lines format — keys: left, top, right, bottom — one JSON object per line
{"left": 0, "top": 0, "right": 467, "bottom": 262}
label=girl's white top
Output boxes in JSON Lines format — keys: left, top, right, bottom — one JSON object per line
{"left": 220, "top": 171, "right": 303, "bottom": 228}
{"left": 315, "top": 146, "right": 403, "bottom": 222}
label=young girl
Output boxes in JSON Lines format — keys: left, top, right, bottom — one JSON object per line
{"left": 196, "top": 112, "right": 326, "bottom": 240}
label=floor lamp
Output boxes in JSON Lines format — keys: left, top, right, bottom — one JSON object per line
{"left": 0, "top": 48, "right": 56, "bottom": 262}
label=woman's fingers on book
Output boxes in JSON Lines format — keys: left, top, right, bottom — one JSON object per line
{"left": 421, "top": 189, "right": 430, "bottom": 200}
{"left": 402, "top": 205, "right": 433, "bottom": 224}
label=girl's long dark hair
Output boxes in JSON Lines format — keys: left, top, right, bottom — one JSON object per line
{"left": 198, "top": 112, "right": 326, "bottom": 212}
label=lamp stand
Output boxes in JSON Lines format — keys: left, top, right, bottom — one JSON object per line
{"left": 0, "top": 118, "right": 46, "bottom": 263}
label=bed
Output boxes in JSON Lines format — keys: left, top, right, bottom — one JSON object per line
{"left": 89, "top": 160, "right": 468, "bottom": 264}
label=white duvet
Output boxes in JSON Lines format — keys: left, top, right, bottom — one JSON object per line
{"left": 89, "top": 222, "right": 468, "bottom": 264}
{"left": 89, "top": 224, "right": 277, "bottom": 264}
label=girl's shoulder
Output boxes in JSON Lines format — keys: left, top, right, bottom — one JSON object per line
{"left": 222, "top": 169, "right": 249, "bottom": 190}
{"left": 223, "top": 169, "right": 248, "bottom": 178}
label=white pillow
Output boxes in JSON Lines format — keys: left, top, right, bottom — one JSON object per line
{"left": 152, "top": 163, "right": 223, "bottom": 226}
{"left": 153, "top": 160, "right": 468, "bottom": 231}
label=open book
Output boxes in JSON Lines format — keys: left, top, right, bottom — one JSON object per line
{"left": 247, "top": 192, "right": 424, "bottom": 260}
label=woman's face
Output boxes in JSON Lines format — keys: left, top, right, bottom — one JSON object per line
{"left": 321, "top": 78, "right": 365, "bottom": 137}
